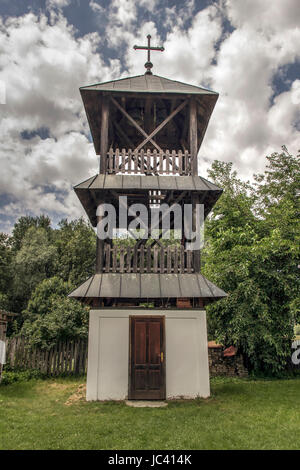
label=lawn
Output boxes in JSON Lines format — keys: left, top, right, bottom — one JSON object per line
{"left": 0, "top": 376, "right": 300, "bottom": 450}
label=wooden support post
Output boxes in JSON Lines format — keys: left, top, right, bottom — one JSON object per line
{"left": 189, "top": 98, "right": 198, "bottom": 176}
{"left": 145, "top": 97, "right": 152, "bottom": 137}
{"left": 192, "top": 193, "right": 201, "bottom": 273}
{"left": 100, "top": 96, "right": 109, "bottom": 174}
{"left": 95, "top": 201, "right": 105, "bottom": 273}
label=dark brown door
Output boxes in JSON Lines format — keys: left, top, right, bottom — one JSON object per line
{"left": 129, "top": 316, "right": 165, "bottom": 400}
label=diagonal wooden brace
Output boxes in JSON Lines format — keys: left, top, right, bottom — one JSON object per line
{"left": 134, "top": 99, "right": 188, "bottom": 152}
{"left": 110, "top": 96, "right": 163, "bottom": 152}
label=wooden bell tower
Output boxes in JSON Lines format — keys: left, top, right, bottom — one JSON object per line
{"left": 69, "top": 36, "right": 227, "bottom": 401}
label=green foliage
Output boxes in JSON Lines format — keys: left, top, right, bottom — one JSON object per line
{"left": 53, "top": 218, "right": 96, "bottom": 286}
{"left": 0, "top": 233, "right": 12, "bottom": 295}
{"left": 20, "top": 277, "right": 89, "bottom": 349}
{"left": 13, "top": 227, "right": 57, "bottom": 309}
{"left": 11, "top": 215, "right": 51, "bottom": 251}
{"left": 204, "top": 148, "right": 300, "bottom": 375}
{"left": 1, "top": 368, "right": 45, "bottom": 386}
{"left": 1, "top": 216, "right": 95, "bottom": 344}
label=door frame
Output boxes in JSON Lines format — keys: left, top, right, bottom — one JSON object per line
{"left": 128, "top": 315, "right": 166, "bottom": 400}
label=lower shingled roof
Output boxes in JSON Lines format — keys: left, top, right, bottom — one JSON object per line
{"left": 68, "top": 273, "right": 227, "bottom": 301}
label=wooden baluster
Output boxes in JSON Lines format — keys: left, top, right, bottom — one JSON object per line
{"left": 134, "top": 149, "right": 138, "bottom": 174}
{"left": 187, "top": 250, "right": 192, "bottom": 273}
{"left": 105, "top": 244, "right": 110, "bottom": 273}
{"left": 147, "top": 245, "right": 151, "bottom": 272}
{"left": 174, "top": 246, "right": 178, "bottom": 273}
{"left": 178, "top": 150, "right": 183, "bottom": 175}
{"left": 167, "top": 246, "right": 171, "bottom": 273}
{"left": 159, "top": 150, "right": 163, "bottom": 175}
{"left": 121, "top": 148, "right": 126, "bottom": 173}
{"left": 185, "top": 150, "right": 189, "bottom": 175}
{"left": 108, "top": 148, "right": 113, "bottom": 174}
{"left": 127, "top": 246, "right": 131, "bottom": 273}
{"left": 147, "top": 149, "right": 151, "bottom": 175}
{"left": 128, "top": 148, "right": 132, "bottom": 173}
{"left": 140, "top": 149, "right": 145, "bottom": 174}
{"left": 172, "top": 150, "right": 176, "bottom": 175}
{"left": 115, "top": 148, "right": 120, "bottom": 173}
{"left": 133, "top": 245, "right": 138, "bottom": 273}
{"left": 112, "top": 245, "right": 117, "bottom": 272}
{"left": 180, "top": 245, "right": 185, "bottom": 273}
{"left": 153, "top": 246, "right": 158, "bottom": 273}
{"left": 160, "top": 247, "right": 165, "bottom": 273}
{"left": 140, "top": 245, "right": 144, "bottom": 273}
{"left": 153, "top": 149, "right": 157, "bottom": 175}
{"left": 166, "top": 150, "right": 170, "bottom": 175}
{"left": 120, "top": 247, "right": 124, "bottom": 273}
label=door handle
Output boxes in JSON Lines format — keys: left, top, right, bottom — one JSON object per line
{"left": 160, "top": 352, "right": 164, "bottom": 362}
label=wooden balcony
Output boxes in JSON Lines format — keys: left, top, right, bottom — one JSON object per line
{"left": 101, "top": 245, "right": 195, "bottom": 274}
{"left": 106, "top": 148, "right": 192, "bottom": 176}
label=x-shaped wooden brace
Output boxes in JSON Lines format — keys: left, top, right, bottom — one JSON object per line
{"left": 135, "top": 190, "right": 188, "bottom": 250}
{"left": 110, "top": 96, "right": 188, "bottom": 154}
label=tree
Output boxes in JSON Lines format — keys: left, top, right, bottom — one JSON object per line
{"left": 13, "top": 227, "right": 57, "bottom": 311}
{"left": 21, "top": 277, "right": 89, "bottom": 349}
{"left": 53, "top": 218, "right": 96, "bottom": 287}
{"left": 0, "top": 233, "right": 12, "bottom": 303}
{"left": 204, "top": 149, "right": 300, "bottom": 375}
{"left": 11, "top": 215, "right": 51, "bottom": 251}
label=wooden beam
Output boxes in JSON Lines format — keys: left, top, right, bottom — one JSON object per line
{"left": 95, "top": 201, "right": 105, "bottom": 272}
{"left": 100, "top": 96, "right": 109, "bottom": 174}
{"left": 189, "top": 98, "right": 198, "bottom": 176}
{"left": 110, "top": 96, "right": 163, "bottom": 152}
{"left": 144, "top": 97, "right": 152, "bottom": 136}
{"left": 134, "top": 99, "right": 188, "bottom": 152}
{"left": 192, "top": 193, "right": 201, "bottom": 273}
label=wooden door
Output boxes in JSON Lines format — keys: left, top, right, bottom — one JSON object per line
{"left": 129, "top": 316, "right": 165, "bottom": 400}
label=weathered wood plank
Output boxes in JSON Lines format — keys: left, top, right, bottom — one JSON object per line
{"left": 100, "top": 96, "right": 109, "bottom": 174}
{"left": 189, "top": 98, "right": 198, "bottom": 175}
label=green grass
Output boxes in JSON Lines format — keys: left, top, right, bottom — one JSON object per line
{"left": 1, "top": 376, "right": 300, "bottom": 450}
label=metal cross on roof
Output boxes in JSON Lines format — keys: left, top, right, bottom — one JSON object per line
{"left": 133, "top": 34, "right": 164, "bottom": 75}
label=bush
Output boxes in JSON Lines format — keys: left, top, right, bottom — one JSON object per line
{"left": 1, "top": 368, "right": 45, "bottom": 385}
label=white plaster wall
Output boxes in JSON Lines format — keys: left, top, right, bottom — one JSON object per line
{"left": 86, "top": 309, "right": 210, "bottom": 401}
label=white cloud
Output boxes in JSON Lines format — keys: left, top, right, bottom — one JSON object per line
{"left": 46, "top": 0, "right": 71, "bottom": 9}
{"left": 225, "top": 0, "right": 300, "bottom": 31}
{"left": 199, "top": 0, "right": 300, "bottom": 180}
{"left": 0, "top": 0, "right": 299, "bottom": 232}
{"left": 0, "top": 12, "right": 121, "bottom": 230}
{"left": 89, "top": 0, "right": 104, "bottom": 14}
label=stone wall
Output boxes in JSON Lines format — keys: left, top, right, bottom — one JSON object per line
{"left": 208, "top": 341, "right": 248, "bottom": 377}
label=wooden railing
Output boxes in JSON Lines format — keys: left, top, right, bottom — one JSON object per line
{"left": 102, "top": 245, "right": 195, "bottom": 273}
{"left": 106, "top": 148, "right": 192, "bottom": 175}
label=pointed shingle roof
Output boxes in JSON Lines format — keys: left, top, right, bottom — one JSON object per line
{"left": 80, "top": 74, "right": 218, "bottom": 95}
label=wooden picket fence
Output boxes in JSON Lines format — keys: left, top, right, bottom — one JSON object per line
{"left": 5, "top": 336, "right": 88, "bottom": 376}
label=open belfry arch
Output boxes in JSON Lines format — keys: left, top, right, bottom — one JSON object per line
{"left": 69, "top": 36, "right": 227, "bottom": 400}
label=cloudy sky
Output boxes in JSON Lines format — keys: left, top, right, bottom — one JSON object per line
{"left": 0, "top": 0, "right": 299, "bottom": 233}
